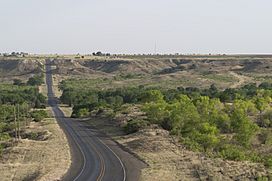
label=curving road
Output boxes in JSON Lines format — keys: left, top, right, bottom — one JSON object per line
{"left": 45, "top": 60, "right": 145, "bottom": 181}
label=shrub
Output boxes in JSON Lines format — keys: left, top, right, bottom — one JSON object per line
{"left": 124, "top": 120, "right": 149, "bottom": 134}
{"left": 0, "top": 132, "right": 10, "bottom": 141}
{"left": 141, "top": 90, "right": 164, "bottom": 103}
{"left": 218, "top": 145, "right": 246, "bottom": 161}
{"left": 28, "top": 132, "right": 40, "bottom": 140}
{"left": 72, "top": 108, "right": 90, "bottom": 118}
{"left": 186, "top": 123, "right": 220, "bottom": 151}
{"left": 0, "top": 143, "right": 3, "bottom": 155}
{"left": 257, "top": 176, "right": 269, "bottom": 181}
{"left": 259, "top": 110, "right": 272, "bottom": 127}
{"left": 142, "top": 101, "right": 168, "bottom": 125}
{"left": 31, "top": 110, "right": 48, "bottom": 122}
{"left": 260, "top": 130, "right": 272, "bottom": 145}
{"left": 248, "top": 152, "right": 262, "bottom": 162}
{"left": 182, "top": 137, "right": 201, "bottom": 151}
{"left": 13, "top": 79, "right": 23, "bottom": 86}
{"left": 27, "top": 75, "right": 44, "bottom": 86}
{"left": 264, "top": 156, "right": 272, "bottom": 168}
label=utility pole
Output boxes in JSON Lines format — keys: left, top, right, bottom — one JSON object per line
{"left": 69, "top": 88, "right": 72, "bottom": 107}
{"left": 27, "top": 104, "right": 30, "bottom": 126}
{"left": 3, "top": 107, "right": 5, "bottom": 122}
{"left": 25, "top": 104, "right": 28, "bottom": 126}
{"left": 17, "top": 104, "right": 21, "bottom": 140}
{"left": 14, "top": 105, "right": 17, "bottom": 141}
{"left": 154, "top": 42, "right": 157, "bottom": 55}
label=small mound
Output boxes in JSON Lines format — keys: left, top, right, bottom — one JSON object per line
{"left": 23, "top": 130, "right": 52, "bottom": 141}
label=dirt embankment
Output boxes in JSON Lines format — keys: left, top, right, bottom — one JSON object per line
{"left": 0, "top": 58, "right": 44, "bottom": 83}
{"left": 0, "top": 107, "right": 71, "bottom": 181}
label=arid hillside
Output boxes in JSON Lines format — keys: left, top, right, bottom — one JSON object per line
{"left": 49, "top": 55, "right": 272, "bottom": 89}
{"left": 1, "top": 54, "right": 272, "bottom": 88}
{"left": 0, "top": 57, "right": 44, "bottom": 82}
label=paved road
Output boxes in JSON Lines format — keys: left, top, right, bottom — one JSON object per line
{"left": 45, "top": 60, "right": 145, "bottom": 181}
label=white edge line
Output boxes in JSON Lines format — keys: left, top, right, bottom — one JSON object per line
{"left": 79, "top": 122, "right": 127, "bottom": 181}
{"left": 47, "top": 62, "right": 124, "bottom": 181}
{"left": 65, "top": 118, "right": 87, "bottom": 181}
{"left": 96, "top": 136, "right": 127, "bottom": 181}
{"left": 47, "top": 64, "right": 87, "bottom": 181}
{"left": 52, "top": 107, "right": 87, "bottom": 181}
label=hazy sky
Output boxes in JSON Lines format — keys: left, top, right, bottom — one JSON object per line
{"left": 1, "top": 0, "right": 272, "bottom": 54}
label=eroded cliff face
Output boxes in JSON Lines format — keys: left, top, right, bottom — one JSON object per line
{"left": 51, "top": 56, "right": 272, "bottom": 76}
{"left": 0, "top": 58, "right": 43, "bottom": 82}
{"left": 17, "top": 59, "right": 41, "bottom": 73}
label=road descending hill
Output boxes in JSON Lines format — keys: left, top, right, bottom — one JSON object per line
{"left": 46, "top": 59, "right": 145, "bottom": 181}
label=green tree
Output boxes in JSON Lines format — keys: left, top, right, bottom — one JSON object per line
{"left": 170, "top": 95, "right": 200, "bottom": 135}
{"left": 77, "top": 108, "right": 90, "bottom": 118}
{"left": 230, "top": 100, "right": 259, "bottom": 147}
{"left": 259, "top": 109, "right": 272, "bottom": 127}
{"left": 254, "top": 97, "right": 269, "bottom": 113}
{"left": 27, "top": 75, "right": 44, "bottom": 86}
{"left": 31, "top": 110, "right": 48, "bottom": 122}
{"left": 193, "top": 122, "right": 219, "bottom": 151}
{"left": 141, "top": 90, "right": 164, "bottom": 103}
{"left": 13, "top": 79, "right": 23, "bottom": 86}
{"left": 143, "top": 100, "right": 169, "bottom": 126}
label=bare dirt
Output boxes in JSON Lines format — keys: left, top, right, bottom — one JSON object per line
{"left": 229, "top": 71, "right": 252, "bottom": 88}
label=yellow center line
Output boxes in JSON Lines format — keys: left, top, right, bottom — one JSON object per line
{"left": 81, "top": 127, "right": 106, "bottom": 181}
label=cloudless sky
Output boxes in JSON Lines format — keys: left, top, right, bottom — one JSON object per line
{"left": 0, "top": 0, "right": 272, "bottom": 54}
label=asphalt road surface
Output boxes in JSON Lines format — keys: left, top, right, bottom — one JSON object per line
{"left": 45, "top": 60, "right": 145, "bottom": 181}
